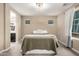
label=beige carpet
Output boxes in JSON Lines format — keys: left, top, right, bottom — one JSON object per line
{"left": 0, "top": 42, "right": 79, "bottom": 56}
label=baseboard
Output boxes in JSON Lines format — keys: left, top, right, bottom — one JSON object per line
{"left": 0, "top": 47, "right": 10, "bottom": 54}
{"left": 58, "top": 40, "right": 67, "bottom": 47}
{"left": 59, "top": 40, "right": 79, "bottom": 55}
{"left": 72, "top": 48, "right": 79, "bottom": 54}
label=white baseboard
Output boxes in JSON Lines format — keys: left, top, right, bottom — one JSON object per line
{"left": 0, "top": 47, "right": 10, "bottom": 54}
{"left": 58, "top": 40, "right": 67, "bottom": 47}
{"left": 72, "top": 48, "right": 79, "bottom": 54}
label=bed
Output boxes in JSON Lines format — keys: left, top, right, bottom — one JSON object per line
{"left": 21, "top": 29, "right": 59, "bottom": 55}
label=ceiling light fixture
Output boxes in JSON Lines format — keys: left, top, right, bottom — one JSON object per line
{"left": 36, "top": 3, "right": 43, "bottom": 7}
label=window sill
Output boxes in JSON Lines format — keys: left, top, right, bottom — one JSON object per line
{"left": 72, "top": 32, "right": 79, "bottom": 35}
{"left": 72, "top": 37, "right": 79, "bottom": 40}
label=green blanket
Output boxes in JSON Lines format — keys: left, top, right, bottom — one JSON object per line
{"left": 21, "top": 35, "right": 59, "bottom": 55}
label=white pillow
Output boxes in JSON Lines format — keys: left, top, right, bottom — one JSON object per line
{"left": 33, "top": 29, "right": 48, "bottom": 34}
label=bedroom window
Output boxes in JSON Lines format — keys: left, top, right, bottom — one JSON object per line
{"left": 72, "top": 10, "right": 79, "bottom": 34}
{"left": 48, "top": 20, "right": 53, "bottom": 24}
{"left": 25, "top": 20, "right": 30, "bottom": 24}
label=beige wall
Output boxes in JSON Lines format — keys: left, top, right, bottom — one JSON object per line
{"left": 4, "top": 4, "right": 11, "bottom": 49}
{"left": 21, "top": 16, "right": 57, "bottom": 37}
{"left": 16, "top": 14, "right": 21, "bottom": 41}
{"left": 0, "top": 3, "right": 11, "bottom": 51}
{"left": 0, "top": 3, "right": 5, "bottom": 50}
{"left": 57, "top": 13, "right": 66, "bottom": 45}
{"left": 57, "top": 6, "right": 75, "bottom": 46}
{"left": 0, "top": 3, "right": 11, "bottom": 50}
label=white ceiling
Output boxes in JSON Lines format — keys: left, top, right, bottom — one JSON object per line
{"left": 9, "top": 3, "right": 73, "bottom": 16}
